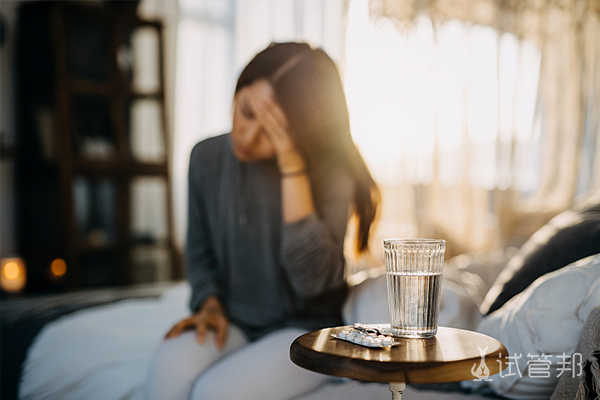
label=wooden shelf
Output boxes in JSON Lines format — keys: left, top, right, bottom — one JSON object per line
{"left": 16, "top": 1, "right": 181, "bottom": 292}
{"left": 130, "top": 162, "right": 168, "bottom": 176}
{"left": 128, "top": 91, "right": 165, "bottom": 99}
{"left": 76, "top": 242, "right": 118, "bottom": 253}
{"left": 67, "top": 79, "right": 165, "bottom": 99}
{"left": 68, "top": 80, "right": 115, "bottom": 95}
{"left": 72, "top": 159, "right": 168, "bottom": 175}
{"left": 61, "top": 2, "right": 163, "bottom": 27}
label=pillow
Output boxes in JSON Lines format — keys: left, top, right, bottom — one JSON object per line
{"left": 342, "top": 273, "right": 389, "bottom": 325}
{"left": 463, "top": 254, "right": 600, "bottom": 400}
{"left": 480, "top": 198, "right": 600, "bottom": 315}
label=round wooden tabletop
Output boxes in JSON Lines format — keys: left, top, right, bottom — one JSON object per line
{"left": 290, "top": 326, "right": 508, "bottom": 384}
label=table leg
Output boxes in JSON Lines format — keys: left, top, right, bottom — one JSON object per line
{"left": 389, "top": 382, "right": 406, "bottom": 399}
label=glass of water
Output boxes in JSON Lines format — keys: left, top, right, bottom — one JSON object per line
{"left": 384, "top": 238, "right": 446, "bottom": 338}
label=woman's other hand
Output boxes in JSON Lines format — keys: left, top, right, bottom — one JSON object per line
{"left": 251, "top": 80, "right": 306, "bottom": 174}
{"left": 164, "top": 295, "right": 229, "bottom": 350}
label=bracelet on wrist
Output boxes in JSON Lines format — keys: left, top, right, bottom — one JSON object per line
{"left": 280, "top": 168, "right": 307, "bottom": 178}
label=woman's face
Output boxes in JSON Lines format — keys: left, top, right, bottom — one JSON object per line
{"left": 230, "top": 80, "right": 276, "bottom": 162}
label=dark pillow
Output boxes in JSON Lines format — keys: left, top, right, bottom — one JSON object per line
{"left": 480, "top": 197, "right": 600, "bottom": 315}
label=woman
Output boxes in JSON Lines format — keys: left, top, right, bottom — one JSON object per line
{"left": 145, "top": 42, "right": 379, "bottom": 400}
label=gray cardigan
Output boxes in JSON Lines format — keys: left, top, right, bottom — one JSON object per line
{"left": 186, "top": 134, "right": 353, "bottom": 340}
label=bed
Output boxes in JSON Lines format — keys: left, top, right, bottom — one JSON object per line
{"left": 5, "top": 252, "right": 504, "bottom": 400}
{"left": 6, "top": 199, "right": 600, "bottom": 400}
{"left": 1, "top": 283, "right": 174, "bottom": 400}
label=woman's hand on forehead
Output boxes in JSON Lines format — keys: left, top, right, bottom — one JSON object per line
{"left": 249, "top": 80, "right": 306, "bottom": 173}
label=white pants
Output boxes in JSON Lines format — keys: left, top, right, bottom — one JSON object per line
{"left": 143, "top": 326, "right": 329, "bottom": 400}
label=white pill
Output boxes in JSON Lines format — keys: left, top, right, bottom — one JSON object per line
{"left": 338, "top": 331, "right": 347, "bottom": 339}
{"left": 353, "top": 336, "right": 363, "bottom": 344}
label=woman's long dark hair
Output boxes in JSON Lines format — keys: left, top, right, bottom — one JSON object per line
{"left": 235, "top": 42, "right": 379, "bottom": 252}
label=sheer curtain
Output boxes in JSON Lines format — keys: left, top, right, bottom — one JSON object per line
{"left": 345, "top": 0, "right": 600, "bottom": 263}
{"left": 173, "top": 0, "right": 347, "bottom": 248}
{"left": 172, "top": 0, "right": 600, "bottom": 266}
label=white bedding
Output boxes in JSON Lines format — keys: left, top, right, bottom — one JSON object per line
{"left": 20, "top": 286, "right": 190, "bottom": 400}
{"left": 463, "top": 254, "right": 600, "bottom": 399}
{"left": 19, "top": 263, "right": 490, "bottom": 400}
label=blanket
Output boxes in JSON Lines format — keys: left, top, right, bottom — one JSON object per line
{"left": 551, "top": 306, "right": 600, "bottom": 400}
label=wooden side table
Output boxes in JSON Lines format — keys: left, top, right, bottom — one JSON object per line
{"left": 290, "top": 326, "right": 507, "bottom": 399}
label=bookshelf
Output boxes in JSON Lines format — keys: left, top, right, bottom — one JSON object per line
{"left": 16, "top": 1, "right": 181, "bottom": 291}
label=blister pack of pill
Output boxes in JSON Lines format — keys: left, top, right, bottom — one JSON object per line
{"left": 330, "top": 323, "right": 400, "bottom": 348}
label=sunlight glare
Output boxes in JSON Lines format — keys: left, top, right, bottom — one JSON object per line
{"left": 345, "top": 0, "right": 541, "bottom": 190}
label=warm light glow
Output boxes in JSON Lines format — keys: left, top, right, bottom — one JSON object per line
{"left": 1, "top": 258, "right": 27, "bottom": 293}
{"left": 50, "top": 259, "right": 67, "bottom": 277}
{"left": 4, "top": 262, "right": 19, "bottom": 280}
{"left": 345, "top": 0, "right": 541, "bottom": 189}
